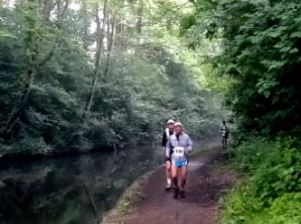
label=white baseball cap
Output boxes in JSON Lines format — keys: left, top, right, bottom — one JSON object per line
{"left": 174, "top": 122, "right": 183, "bottom": 127}
{"left": 167, "top": 119, "right": 175, "bottom": 124}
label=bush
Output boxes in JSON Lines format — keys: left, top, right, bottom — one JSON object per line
{"left": 222, "top": 137, "right": 301, "bottom": 224}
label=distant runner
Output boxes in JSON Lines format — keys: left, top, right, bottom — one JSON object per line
{"left": 220, "top": 120, "right": 229, "bottom": 149}
{"left": 161, "top": 119, "right": 175, "bottom": 190}
{"left": 166, "top": 122, "right": 193, "bottom": 198}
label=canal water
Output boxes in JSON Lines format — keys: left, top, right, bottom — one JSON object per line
{"left": 0, "top": 146, "right": 159, "bottom": 224}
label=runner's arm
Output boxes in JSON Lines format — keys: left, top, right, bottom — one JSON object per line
{"left": 165, "top": 139, "right": 171, "bottom": 159}
{"left": 161, "top": 132, "right": 167, "bottom": 147}
{"left": 185, "top": 135, "right": 193, "bottom": 153}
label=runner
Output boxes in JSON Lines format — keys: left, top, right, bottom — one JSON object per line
{"left": 161, "top": 119, "right": 175, "bottom": 190}
{"left": 220, "top": 120, "right": 229, "bottom": 149}
{"left": 166, "top": 122, "right": 193, "bottom": 198}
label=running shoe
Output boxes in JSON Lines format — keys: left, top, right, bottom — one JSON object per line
{"left": 165, "top": 183, "right": 171, "bottom": 191}
{"left": 180, "top": 190, "right": 186, "bottom": 198}
{"left": 174, "top": 187, "right": 179, "bottom": 198}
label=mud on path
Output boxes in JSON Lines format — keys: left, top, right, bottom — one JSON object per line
{"left": 104, "top": 149, "right": 238, "bottom": 224}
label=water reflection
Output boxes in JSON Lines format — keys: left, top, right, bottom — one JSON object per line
{"left": 0, "top": 146, "right": 157, "bottom": 224}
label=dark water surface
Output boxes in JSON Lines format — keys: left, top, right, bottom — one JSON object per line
{"left": 0, "top": 146, "right": 159, "bottom": 224}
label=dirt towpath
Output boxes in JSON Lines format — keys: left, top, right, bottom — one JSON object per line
{"left": 104, "top": 149, "right": 238, "bottom": 224}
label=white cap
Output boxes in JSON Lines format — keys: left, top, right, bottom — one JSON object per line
{"left": 167, "top": 119, "right": 175, "bottom": 124}
{"left": 174, "top": 122, "right": 183, "bottom": 127}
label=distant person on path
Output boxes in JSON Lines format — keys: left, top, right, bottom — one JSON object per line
{"left": 161, "top": 119, "right": 175, "bottom": 190}
{"left": 166, "top": 122, "right": 193, "bottom": 198}
{"left": 220, "top": 120, "right": 229, "bottom": 149}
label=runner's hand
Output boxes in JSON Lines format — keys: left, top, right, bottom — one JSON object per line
{"left": 165, "top": 148, "right": 170, "bottom": 158}
{"left": 184, "top": 148, "right": 191, "bottom": 154}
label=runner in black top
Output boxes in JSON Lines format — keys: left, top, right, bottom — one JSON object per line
{"left": 162, "top": 119, "right": 174, "bottom": 190}
{"left": 220, "top": 120, "right": 229, "bottom": 149}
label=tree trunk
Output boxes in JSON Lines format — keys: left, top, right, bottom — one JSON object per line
{"left": 83, "top": 0, "right": 107, "bottom": 116}
{"left": 136, "top": 0, "right": 144, "bottom": 46}
{"left": 39, "top": 0, "right": 69, "bottom": 67}
{"left": 5, "top": 0, "right": 38, "bottom": 133}
{"left": 6, "top": 68, "right": 36, "bottom": 133}
{"left": 42, "top": 0, "right": 54, "bottom": 22}
{"left": 5, "top": 0, "right": 70, "bottom": 134}
{"left": 83, "top": 185, "right": 100, "bottom": 224}
{"left": 136, "top": 0, "right": 143, "bottom": 34}
{"left": 115, "top": 0, "right": 125, "bottom": 51}
{"left": 82, "top": 0, "right": 89, "bottom": 51}
{"left": 103, "top": 12, "right": 116, "bottom": 82}
{"left": 55, "top": 0, "right": 69, "bottom": 28}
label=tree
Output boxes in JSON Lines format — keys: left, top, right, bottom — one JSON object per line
{"left": 184, "top": 0, "right": 301, "bottom": 135}
{"left": 0, "top": 0, "right": 222, "bottom": 157}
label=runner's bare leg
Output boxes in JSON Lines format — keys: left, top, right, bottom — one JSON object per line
{"left": 171, "top": 164, "right": 180, "bottom": 198}
{"left": 179, "top": 166, "right": 188, "bottom": 191}
{"left": 166, "top": 161, "right": 171, "bottom": 186}
{"left": 171, "top": 164, "right": 178, "bottom": 188}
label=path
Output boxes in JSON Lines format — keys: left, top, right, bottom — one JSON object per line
{"left": 104, "top": 149, "right": 237, "bottom": 224}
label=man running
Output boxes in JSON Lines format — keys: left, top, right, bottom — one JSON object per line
{"left": 161, "top": 119, "right": 175, "bottom": 190}
{"left": 166, "top": 122, "right": 193, "bottom": 198}
{"left": 221, "top": 120, "right": 229, "bottom": 149}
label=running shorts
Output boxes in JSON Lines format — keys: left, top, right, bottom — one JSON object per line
{"left": 173, "top": 159, "right": 188, "bottom": 168}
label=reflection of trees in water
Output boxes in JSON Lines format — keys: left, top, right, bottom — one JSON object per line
{"left": 0, "top": 147, "right": 156, "bottom": 224}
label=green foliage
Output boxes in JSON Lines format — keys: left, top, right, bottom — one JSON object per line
{"left": 223, "top": 190, "right": 301, "bottom": 224}
{"left": 185, "top": 0, "right": 301, "bottom": 135}
{"left": 222, "top": 137, "right": 301, "bottom": 224}
{"left": 183, "top": 1, "right": 301, "bottom": 223}
{"left": 0, "top": 0, "right": 221, "bottom": 157}
{"left": 179, "top": 15, "right": 196, "bottom": 37}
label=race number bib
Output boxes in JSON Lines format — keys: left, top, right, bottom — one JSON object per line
{"left": 173, "top": 146, "right": 185, "bottom": 157}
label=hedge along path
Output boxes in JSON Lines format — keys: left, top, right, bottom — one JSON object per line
{"left": 103, "top": 148, "right": 239, "bottom": 224}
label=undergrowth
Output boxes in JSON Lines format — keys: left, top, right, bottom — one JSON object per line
{"left": 221, "top": 137, "right": 301, "bottom": 224}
